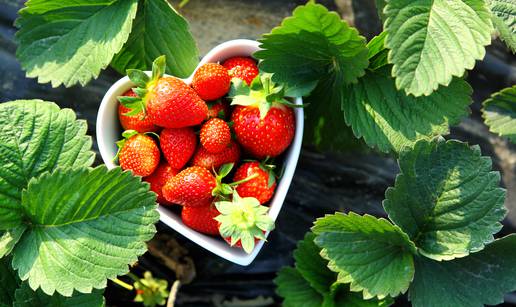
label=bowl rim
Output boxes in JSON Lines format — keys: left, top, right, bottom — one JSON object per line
{"left": 96, "top": 39, "right": 304, "bottom": 266}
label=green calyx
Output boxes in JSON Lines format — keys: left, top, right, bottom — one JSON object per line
{"left": 211, "top": 163, "right": 259, "bottom": 200}
{"left": 117, "top": 55, "right": 167, "bottom": 116}
{"left": 211, "top": 163, "right": 235, "bottom": 198}
{"left": 228, "top": 72, "right": 298, "bottom": 119}
{"left": 115, "top": 129, "right": 139, "bottom": 150}
{"left": 215, "top": 191, "right": 275, "bottom": 253}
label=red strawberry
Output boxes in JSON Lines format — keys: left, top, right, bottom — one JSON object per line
{"left": 233, "top": 162, "right": 276, "bottom": 204}
{"left": 147, "top": 76, "right": 207, "bottom": 128}
{"left": 206, "top": 100, "right": 230, "bottom": 120}
{"left": 162, "top": 166, "right": 216, "bottom": 207}
{"left": 214, "top": 191, "right": 274, "bottom": 253}
{"left": 181, "top": 203, "right": 220, "bottom": 235}
{"left": 191, "top": 63, "right": 231, "bottom": 101}
{"left": 200, "top": 118, "right": 231, "bottom": 153}
{"left": 231, "top": 104, "right": 295, "bottom": 158}
{"left": 191, "top": 140, "right": 241, "bottom": 170}
{"left": 118, "top": 131, "right": 160, "bottom": 177}
{"left": 144, "top": 163, "right": 178, "bottom": 205}
{"left": 118, "top": 90, "right": 158, "bottom": 133}
{"left": 121, "top": 56, "right": 208, "bottom": 129}
{"left": 222, "top": 57, "right": 259, "bottom": 85}
{"left": 160, "top": 127, "right": 197, "bottom": 169}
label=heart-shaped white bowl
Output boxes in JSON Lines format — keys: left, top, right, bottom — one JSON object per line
{"left": 96, "top": 39, "right": 303, "bottom": 266}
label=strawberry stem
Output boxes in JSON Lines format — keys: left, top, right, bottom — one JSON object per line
{"left": 229, "top": 173, "right": 259, "bottom": 186}
{"left": 145, "top": 132, "right": 160, "bottom": 139}
{"left": 112, "top": 278, "right": 134, "bottom": 291}
{"left": 211, "top": 163, "right": 259, "bottom": 198}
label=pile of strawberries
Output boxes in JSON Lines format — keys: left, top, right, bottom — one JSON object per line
{"left": 115, "top": 55, "right": 296, "bottom": 253}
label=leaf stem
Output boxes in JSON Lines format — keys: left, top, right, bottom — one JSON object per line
{"left": 167, "top": 280, "right": 181, "bottom": 307}
{"left": 112, "top": 278, "right": 134, "bottom": 291}
{"left": 178, "top": 0, "right": 190, "bottom": 8}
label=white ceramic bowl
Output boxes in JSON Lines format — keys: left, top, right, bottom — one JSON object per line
{"left": 97, "top": 39, "right": 303, "bottom": 266}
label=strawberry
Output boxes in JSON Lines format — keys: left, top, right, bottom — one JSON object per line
{"left": 200, "top": 118, "right": 231, "bottom": 153}
{"left": 117, "top": 130, "right": 160, "bottom": 177}
{"left": 214, "top": 191, "right": 275, "bottom": 253}
{"left": 160, "top": 127, "right": 197, "bottom": 169}
{"left": 162, "top": 166, "right": 216, "bottom": 207}
{"left": 232, "top": 105, "right": 294, "bottom": 158}
{"left": 233, "top": 161, "right": 276, "bottom": 204}
{"left": 191, "top": 63, "right": 231, "bottom": 101}
{"left": 191, "top": 140, "right": 241, "bottom": 170}
{"left": 229, "top": 74, "right": 295, "bottom": 158}
{"left": 222, "top": 57, "right": 259, "bottom": 85}
{"left": 120, "top": 56, "right": 208, "bottom": 128}
{"left": 206, "top": 100, "right": 230, "bottom": 120}
{"left": 118, "top": 89, "right": 158, "bottom": 133}
{"left": 181, "top": 202, "right": 220, "bottom": 235}
{"left": 144, "top": 163, "right": 178, "bottom": 205}
{"left": 147, "top": 77, "right": 207, "bottom": 128}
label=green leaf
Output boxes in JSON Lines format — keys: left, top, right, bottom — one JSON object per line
{"left": 0, "top": 257, "right": 20, "bottom": 307}
{"left": 366, "top": 32, "right": 389, "bottom": 71}
{"left": 13, "top": 283, "right": 105, "bottom": 307}
{"left": 312, "top": 212, "right": 416, "bottom": 299}
{"left": 384, "top": 0, "right": 493, "bottom": 96}
{"left": 294, "top": 233, "right": 336, "bottom": 295}
{"left": 111, "top": 0, "right": 199, "bottom": 78}
{"left": 11, "top": 166, "right": 159, "bottom": 296}
{"left": 489, "top": 0, "right": 516, "bottom": 53}
{"left": 254, "top": 2, "right": 372, "bottom": 152}
{"left": 303, "top": 73, "right": 370, "bottom": 152}
{"left": 0, "top": 100, "right": 94, "bottom": 230}
{"left": 276, "top": 236, "right": 392, "bottom": 307}
{"left": 482, "top": 85, "right": 516, "bottom": 143}
{"left": 333, "top": 285, "right": 393, "bottom": 307}
{"left": 408, "top": 235, "right": 516, "bottom": 307}
{"left": 255, "top": 2, "right": 368, "bottom": 89}
{"left": 2, "top": 256, "right": 104, "bottom": 306}
{"left": 0, "top": 226, "right": 26, "bottom": 258}
{"left": 284, "top": 80, "right": 318, "bottom": 98}
{"left": 15, "top": 0, "right": 138, "bottom": 87}
{"left": 342, "top": 66, "right": 472, "bottom": 153}
{"left": 384, "top": 138, "right": 506, "bottom": 261}
{"left": 275, "top": 267, "right": 324, "bottom": 307}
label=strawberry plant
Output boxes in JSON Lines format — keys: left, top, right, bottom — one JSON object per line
{"left": 253, "top": 1, "right": 516, "bottom": 306}
{"left": 0, "top": 100, "right": 158, "bottom": 305}
{"left": 254, "top": 1, "right": 515, "bottom": 153}
{"left": 276, "top": 138, "right": 515, "bottom": 306}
